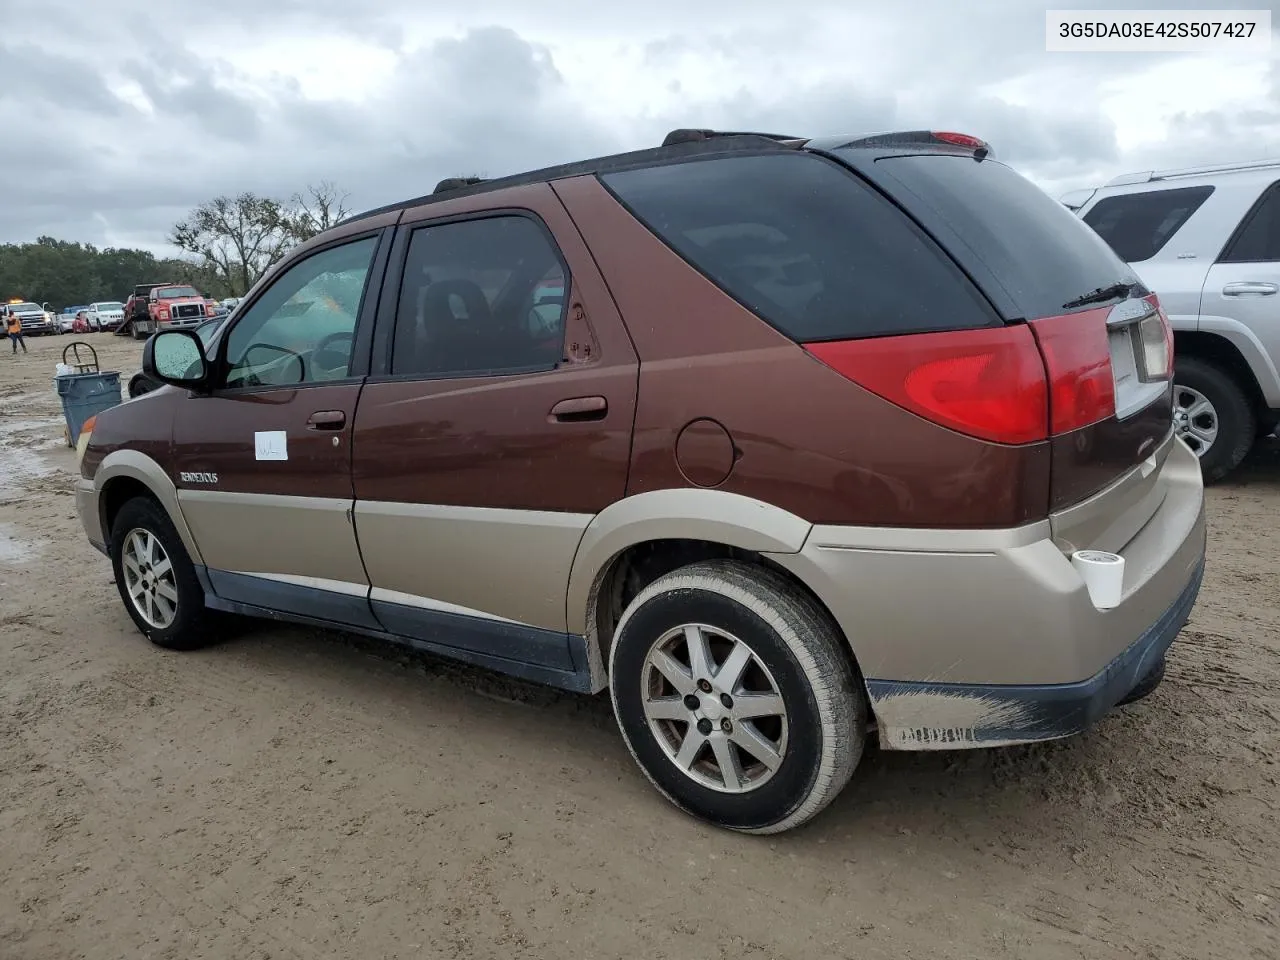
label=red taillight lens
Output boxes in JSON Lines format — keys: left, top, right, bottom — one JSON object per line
{"left": 932, "top": 131, "right": 987, "bottom": 151}
{"left": 1028, "top": 308, "right": 1116, "bottom": 435}
{"left": 805, "top": 327, "right": 1048, "bottom": 444}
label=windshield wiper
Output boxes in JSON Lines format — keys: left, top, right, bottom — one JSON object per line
{"left": 1062, "top": 281, "right": 1134, "bottom": 310}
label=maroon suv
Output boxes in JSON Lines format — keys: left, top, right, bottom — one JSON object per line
{"left": 75, "top": 129, "right": 1205, "bottom": 834}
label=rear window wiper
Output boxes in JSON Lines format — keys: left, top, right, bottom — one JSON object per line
{"left": 1062, "top": 281, "right": 1134, "bottom": 310}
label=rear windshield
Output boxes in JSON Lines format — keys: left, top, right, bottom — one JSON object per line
{"left": 861, "top": 154, "right": 1144, "bottom": 320}
{"left": 1082, "top": 186, "right": 1214, "bottom": 262}
{"left": 601, "top": 152, "right": 998, "bottom": 342}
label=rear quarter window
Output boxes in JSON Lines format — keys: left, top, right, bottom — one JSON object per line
{"left": 1082, "top": 186, "right": 1214, "bottom": 262}
{"left": 600, "top": 152, "right": 998, "bottom": 342}
{"left": 863, "top": 154, "right": 1144, "bottom": 320}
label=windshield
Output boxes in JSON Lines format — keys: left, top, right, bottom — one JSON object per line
{"left": 856, "top": 153, "right": 1145, "bottom": 319}
{"left": 95, "top": 302, "right": 124, "bottom": 311}
{"left": 9, "top": 302, "right": 41, "bottom": 313}
{"left": 156, "top": 286, "right": 200, "bottom": 299}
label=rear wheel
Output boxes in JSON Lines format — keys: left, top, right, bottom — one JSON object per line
{"left": 609, "top": 560, "right": 865, "bottom": 834}
{"left": 109, "top": 497, "right": 213, "bottom": 650}
{"left": 1173, "top": 357, "right": 1255, "bottom": 483}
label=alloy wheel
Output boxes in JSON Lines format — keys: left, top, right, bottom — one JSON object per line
{"left": 1173, "top": 383, "right": 1219, "bottom": 458}
{"left": 641, "top": 623, "right": 789, "bottom": 794}
{"left": 121, "top": 527, "right": 179, "bottom": 629}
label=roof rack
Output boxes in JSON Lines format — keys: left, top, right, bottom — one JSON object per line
{"left": 660, "top": 128, "right": 806, "bottom": 147}
{"left": 1105, "top": 156, "right": 1280, "bottom": 187}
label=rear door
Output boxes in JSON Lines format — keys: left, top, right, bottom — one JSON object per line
{"left": 351, "top": 183, "right": 638, "bottom": 673}
{"left": 1201, "top": 179, "right": 1280, "bottom": 382}
{"left": 171, "top": 225, "right": 392, "bottom": 627}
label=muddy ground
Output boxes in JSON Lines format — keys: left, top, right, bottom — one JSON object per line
{"left": 1, "top": 332, "right": 1277, "bottom": 959}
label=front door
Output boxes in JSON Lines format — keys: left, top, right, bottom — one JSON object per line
{"left": 351, "top": 185, "right": 638, "bottom": 674}
{"left": 172, "top": 232, "right": 386, "bottom": 628}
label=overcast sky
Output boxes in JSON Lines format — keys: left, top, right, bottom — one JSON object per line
{"left": 2, "top": 0, "right": 1278, "bottom": 253}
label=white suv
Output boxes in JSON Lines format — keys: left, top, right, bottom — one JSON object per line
{"left": 1064, "top": 159, "right": 1280, "bottom": 481}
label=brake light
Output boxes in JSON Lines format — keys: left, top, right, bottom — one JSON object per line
{"left": 932, "top": 131, "right": 988, "bottom": 151}
{"left": 1028, "top": 308, "right": 1116, "bottom": 435}
{"left": 805, "top": 327, "right": 1048, "bottom": 444}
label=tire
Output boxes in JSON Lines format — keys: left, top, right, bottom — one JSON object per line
{"left": 127, "top": 373, "right": 154, "bottom": 398}
{"left": 1173, "top": 356, "right": 1255, "bottom": 483}
{"left": 1117, "top": 656, "right": 1165, "bottom": 706}
{"left": 609, "top": 560, "right": 865, "bottom": 834}
{"left": 109, "top": 496, "right": 213, "bottom": 650}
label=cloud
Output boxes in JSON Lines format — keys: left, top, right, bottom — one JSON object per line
{"left": 0, "top": 0, "right": 1278, "bottom": 251}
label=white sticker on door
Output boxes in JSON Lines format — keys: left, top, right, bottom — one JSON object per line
{"left": 254, "top": 430, "right": 288, "bottom": 461}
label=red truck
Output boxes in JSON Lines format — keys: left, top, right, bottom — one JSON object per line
{"left": 121, "top": 282, "right": 216, "bottom": 340}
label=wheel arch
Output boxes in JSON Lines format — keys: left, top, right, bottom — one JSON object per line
{"left": 95, "top": 450, "right": 204, "bottom": 565}
{"left": 567, "top": 490, "right": 864, "bottom": 692}
{"left": 1177, "top": 325, "right": 1277, "bottom": 411}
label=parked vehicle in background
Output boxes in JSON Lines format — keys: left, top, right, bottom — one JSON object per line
{"left": 2, "top": 299, "right": 56, "bottom": 335}
{"left": 87, "top": 301, "right": 126, "bottom": 331}
{"left": 123, "top": 283, "right": 216, "bottom": 340}
{"left": 1065, "top": 157, "right": 1280, "bottom": 481}
{"left": 125, "top": 316, "right": 226, "bottom": 397}
{"left": 57, "top": 305, "right": 89, "bottom": 333}
{"left": 76, "top": 128, "right": 1204, "bottom": 834}
{"left": 220, "top": 297, "right": 242, "bottom": 314}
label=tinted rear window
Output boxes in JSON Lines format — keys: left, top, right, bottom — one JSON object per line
{"left": 1220, "top": 181, "right": 1280, "bottom": 262}
{"left": 601, "top": 152, "right": 997, "bottom": 342}
{"left": 862, "top": 154, "right": 1144, "bottom": 320}
{"left": 1083, "top": 186, "right": 1213, "bottom": 262}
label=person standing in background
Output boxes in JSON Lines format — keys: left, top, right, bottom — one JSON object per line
{"left": 7, "top": 309, "right": 27, "bottom": 354}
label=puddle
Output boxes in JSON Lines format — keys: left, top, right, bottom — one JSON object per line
{"left": 0, "top": 522, "right": 41, "bottom": 563}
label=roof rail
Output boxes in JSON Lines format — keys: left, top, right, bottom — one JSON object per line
{"left": 433, "top": 176, "right": 487, "bottom": 194}
{"left": 1105, "top": 156, "right": 1280, "bottom": 187}
{"left": 660, "top": 128, "right": 805, "bottom": 147}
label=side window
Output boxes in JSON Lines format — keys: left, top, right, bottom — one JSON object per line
{"left": 601, "top": 152, "right": 996, "bottom": 342}
{"left": 222, "top": 236, "right": 378, "bottom": 389}
{"left": 390, "top": 216, "right": 568, "bottom": 378}
{"left": 1082, "top": 186, "right": 1214, "bottom": 263}
{"left": 1220, "top": 182, "right": 1280, "bottom": 263}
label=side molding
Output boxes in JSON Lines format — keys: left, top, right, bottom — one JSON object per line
{"left": 565, "top": 489, "right": 813, "bottom": 682}
{"left": 94, "top": 449, "right": 204, "bottom": 565}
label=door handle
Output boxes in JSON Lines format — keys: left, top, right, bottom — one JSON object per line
{"left": 1223, "top": 281, "right": 1279, "bottom": 297}
{"left": 306, "top": 410, "right": 346, "bottom": 430}
{"left": 549, "top": 396, "right": 608, "bottom": 422}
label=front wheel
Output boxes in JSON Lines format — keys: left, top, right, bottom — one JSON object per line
{"left": 109, "top": 497, "right": 213, "bottom": 650}
{"left": 609, "top": 560, "right": 866, "bottom": 834}
{"left": 1173, "top": 357, "right": 1256, "bottom": 483}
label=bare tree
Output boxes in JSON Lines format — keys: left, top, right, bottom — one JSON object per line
{"left": 288, "top": 181, "right": 353, "bottom": 242}
{"left": 169, "top": 193, "right": 293, "bottom": 296}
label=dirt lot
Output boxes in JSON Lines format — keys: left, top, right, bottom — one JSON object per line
{"left": 1, "top": 332, "right": 1277, "bottom": 960}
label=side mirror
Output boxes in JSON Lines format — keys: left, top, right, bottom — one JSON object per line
{"left": 142, "top": 330, "right": 210, "bottom": 389}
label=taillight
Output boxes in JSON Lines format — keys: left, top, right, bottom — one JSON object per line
{"left": 805, "top": 326, "right": 1048, "bottom": 444}
{"left": 1143, "top": 293, "right": 1174, "bottom": 381}
{"left": 1028, "top": 308, "right": 1116, "bottom": 435}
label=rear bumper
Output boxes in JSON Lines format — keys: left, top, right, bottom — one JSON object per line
{"left": 864, "top": 558, "right": 1201, "bottom": 748}
{"left": 766, "top": 436, "right": 1206, "bottom": 750}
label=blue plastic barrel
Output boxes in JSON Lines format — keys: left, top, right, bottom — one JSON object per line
{"left": 55, "top": 371, "right": 122, "bottom": 447}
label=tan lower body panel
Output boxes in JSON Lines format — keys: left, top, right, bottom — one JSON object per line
{"left": 354, "top": 501, "right": 592, "bottom": 633}
{"left": 177, "top": 490, "right": 368, "bottom": 586}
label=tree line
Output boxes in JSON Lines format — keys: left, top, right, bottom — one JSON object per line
{"left": 0, "top": 181, "right": 352, "bottom": 310}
